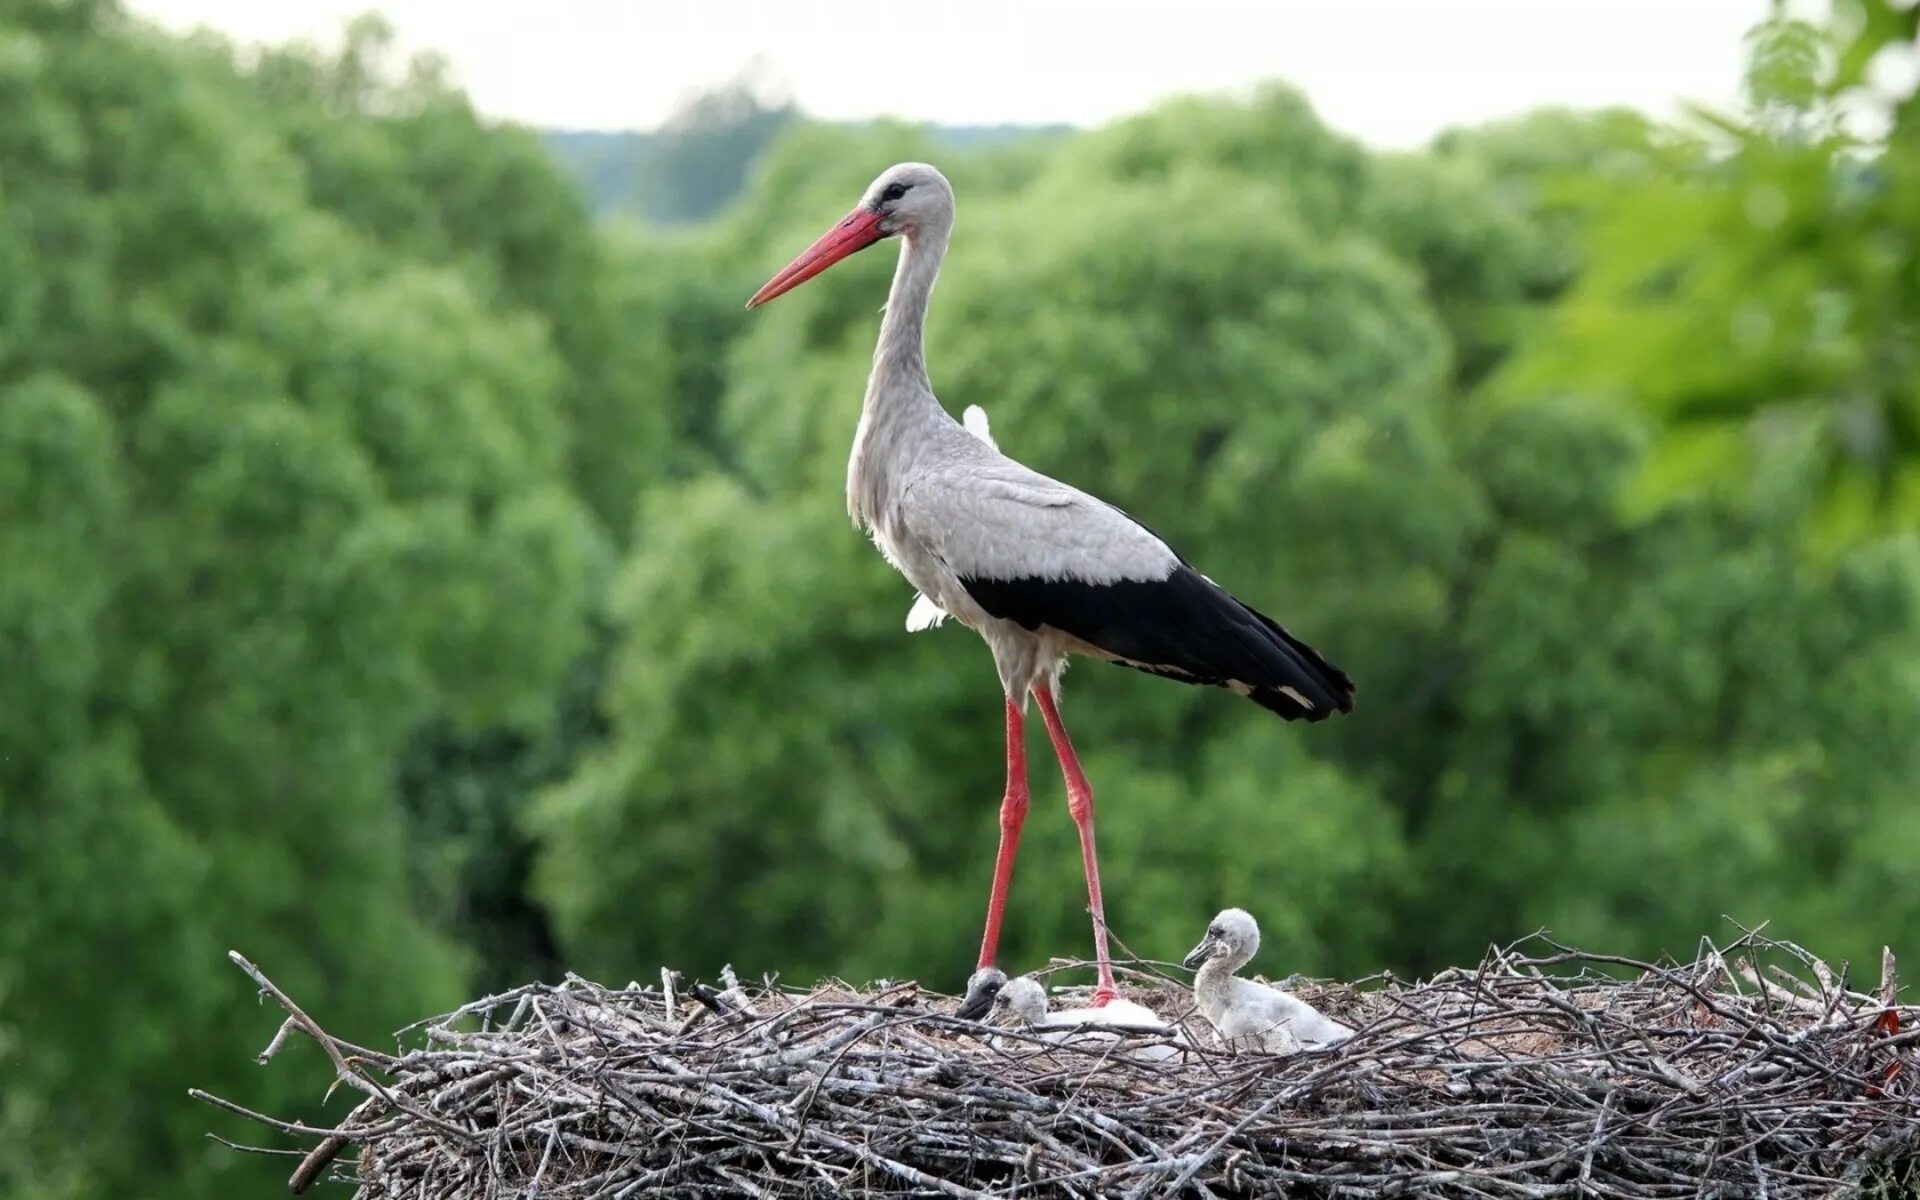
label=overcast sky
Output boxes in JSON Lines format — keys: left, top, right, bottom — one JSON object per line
{"left": 127, "top": 0, "right": 1773, "bottom": 148}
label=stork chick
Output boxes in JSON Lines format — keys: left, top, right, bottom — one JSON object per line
{"left": 995, "top": 975, "right": 1169, "bottom": 1031}
{"left": 1182, "top": 909, "right": 1354, "bottom": 1053}
{"left": 993, "top": 974, "right": 1188, "bottom": 1062}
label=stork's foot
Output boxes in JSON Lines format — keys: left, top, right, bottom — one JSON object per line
{"left": 955, "top": 966, "right": 1007, "bottom": 1021}
{"left": 1088, "top": 985, "right": 1120, "bottom": 1008}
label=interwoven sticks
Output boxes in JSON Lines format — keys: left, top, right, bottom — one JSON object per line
{"left": 197, "top": 932, "right": 1920, "bottom": 1198}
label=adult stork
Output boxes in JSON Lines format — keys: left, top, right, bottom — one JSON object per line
{"left": 746, "top": 163, "right": 1355, "bottom": 1016}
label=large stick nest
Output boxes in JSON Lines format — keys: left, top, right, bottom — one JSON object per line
{"left": 199, "top": 931, "right": 1920, "bottom": 1198}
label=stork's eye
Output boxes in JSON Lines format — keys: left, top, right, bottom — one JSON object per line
{"left": 881, "top": 182, "right": 909, "bottom": 203}
{"left": 1208, "top": 926, "right": 1222, "bottom": 937}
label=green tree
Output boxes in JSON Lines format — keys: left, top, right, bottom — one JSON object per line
{"left": 1502, "top": 0, "right": 1920, "bottom": 543}
{"left": 248, "top": 15, "right": 674, "bottom": 540}
{"left": 0, "top": 4, "right": 607, "bottom": 1195}
{"left": 645, "top": 62, "right": 800, "bottom": 225}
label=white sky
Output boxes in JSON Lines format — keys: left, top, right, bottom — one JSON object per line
{"left": 127, "top": 0, "right": 1772, "bottom": 148}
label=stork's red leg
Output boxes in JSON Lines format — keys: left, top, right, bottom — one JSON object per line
{"left": 976, "top": 697, "right": 1029, "bottom": 971}
{"left": 1033, "top": 686, "right": 1119, "bottom": 1006}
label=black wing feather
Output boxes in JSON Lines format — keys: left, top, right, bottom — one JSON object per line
{"left": 959, "top": 565, "right": 1355, "bottom": 722}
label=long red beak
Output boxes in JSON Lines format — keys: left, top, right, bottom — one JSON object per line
{"left": 746, "top": 208, "right": 887, "bottom": 308}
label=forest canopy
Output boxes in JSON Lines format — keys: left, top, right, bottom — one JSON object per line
{"left": 2, "top": 2, "right": 1918, "bottom": 1196}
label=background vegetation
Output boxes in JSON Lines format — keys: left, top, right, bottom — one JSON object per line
{"left": 2, "top": 1, "right": 1917, "bottom": 1195}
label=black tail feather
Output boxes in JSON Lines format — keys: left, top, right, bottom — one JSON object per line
{"left": 962, "top": 564, "right": 1356, "bottom": 723}
{"left": 1236, "top": 599, "right": 1356, "bottom": 721}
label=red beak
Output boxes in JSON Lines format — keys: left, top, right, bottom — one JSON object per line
{"left": 746, "top": 208, "right": 887, "bottom": 308}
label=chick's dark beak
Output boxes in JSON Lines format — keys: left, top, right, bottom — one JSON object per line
{"left": 955, "top": 974, "right": 1003, "bottom": 1020}
{"left": 1182, "top": 936, "right": 1218, "bottom": 971}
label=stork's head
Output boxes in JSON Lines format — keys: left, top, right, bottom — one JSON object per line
{"left": 746, "top": 162, "right": 953, "bottom": 308}
{"left": 861, "top": 162, "right": 953, "bottom": 237}
{"left": 1182, "top": 908, "right": 1261, "bottom": 972}
{"left": 993, "top": 975, "right": 1049, "bottom": 1026}
{"left": 954, "top": 965, "right": 1005, "bottom": 1021}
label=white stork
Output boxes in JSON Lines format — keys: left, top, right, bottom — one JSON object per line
{"left": 745, "top": 163, "right": 1355, "bottom": 1017}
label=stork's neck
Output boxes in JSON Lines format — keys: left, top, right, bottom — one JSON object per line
{"left": 870, "top": 223, "right": 948, "bottom": 394}
{"left": 1193, "top": 952, "right": 1251, "bottom": 1024}
{"left": 848, "top": 223, "right": 952, "bottom": 525}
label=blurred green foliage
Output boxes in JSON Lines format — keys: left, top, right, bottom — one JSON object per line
{"left": 1502, "top": 3, "right": 1920, "bottom": 543}
{"left": 3, "top": 1, "right": 1919, "bottom": 1196}
{"left": 541, "top": 65, "right": 1070, "bottom": 226}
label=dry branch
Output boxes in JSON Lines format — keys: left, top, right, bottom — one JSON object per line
{"left": 197, "top": 932, "right": 1920, "bottom": 1198}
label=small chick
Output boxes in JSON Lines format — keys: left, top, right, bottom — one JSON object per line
{"left": 994, "top": 975, "right": 1050, "bottom": 1025}
{"left": 995, "top": 976, "right": 1168, "bottom": 1031}
{"left": 993, "top": 975, "right": 1185, "bottom": 1061}
{"left": 1182, "top": 908, "right": 1354, "bottom": 1054}
{"left": 954, "top": 965, "right": 1007, "bottom": 1021}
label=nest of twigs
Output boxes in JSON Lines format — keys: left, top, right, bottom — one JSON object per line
{"left": 197, "top": 931, "right": 1920, "bottom": 1198}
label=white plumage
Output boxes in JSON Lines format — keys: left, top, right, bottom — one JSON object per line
{"left": 961, "top": 402, "right": 996, "bottom": 450}
{"left": 900, "top": 461, "right": 1180, "bottom": 592}
{"left": 906, "top": 404, "right": 995, "bottom": 632}
{"left": 902, "top": 592, "right": 947, "bottom": 633}
{"left": 748, "top": 162, "right": 1356, "bottom": 1013}
{"left": 989, "top": 974, "right": 1189, "bottom": 1062}
{"left": 1183, "top": 908, "right": 1356, "bottom": 1054}
{"left": 996, "top": 975, "right": 1168, "bottom": 1031}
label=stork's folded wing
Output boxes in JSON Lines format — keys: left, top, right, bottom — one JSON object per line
{"left": 899, "top": 468, "right": 1179, "bottom": 587}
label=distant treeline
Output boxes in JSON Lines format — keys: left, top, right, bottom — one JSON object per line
{"left": 544, "top": 97, "right": 1070, "bottom": 222}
